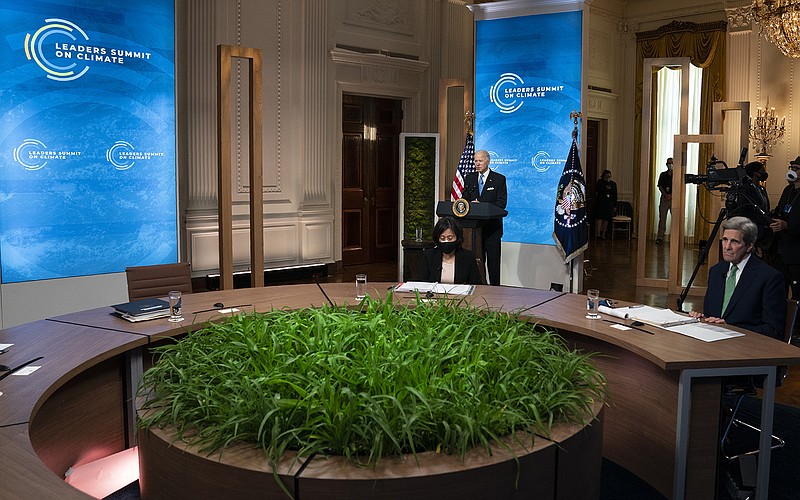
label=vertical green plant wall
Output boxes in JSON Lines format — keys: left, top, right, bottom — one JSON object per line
{"left": 402, "top": 135, "right": 437, "bottom": 240}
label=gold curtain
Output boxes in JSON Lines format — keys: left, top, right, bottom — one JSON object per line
{"left": 634, "top": 20, "right": 727, "bottom": 242}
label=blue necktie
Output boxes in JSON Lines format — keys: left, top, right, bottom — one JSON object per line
{"left": 478, "top": 174, "right": 484, "bottom": 195}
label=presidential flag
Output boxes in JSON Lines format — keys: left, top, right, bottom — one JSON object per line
{"left": 450, "top": 131, "right": 475, "bottom": 201}
{"left": 553, "top": 139, "right": 588, "bottom": 263}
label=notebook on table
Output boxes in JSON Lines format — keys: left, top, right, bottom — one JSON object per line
{"left": 112, "top": 297, "right": 170, "bottom": 321}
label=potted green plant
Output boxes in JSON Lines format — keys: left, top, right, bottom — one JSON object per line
{"left": 137, "top": 295, "right": 606, "bottom": 499}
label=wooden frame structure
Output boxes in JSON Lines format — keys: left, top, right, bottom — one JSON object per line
{"left": 217, "top": 44, "right": 264, "bottom": 289}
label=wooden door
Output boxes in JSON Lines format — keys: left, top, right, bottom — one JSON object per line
{"left": 342, "top": 95, "right": 402, "bottom": 265}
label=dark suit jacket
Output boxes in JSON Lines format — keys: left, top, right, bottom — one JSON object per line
{"left": 419, "top": 247, "right": 482, "bottom": 285}
{"left": 704, "top": 254, "right": 786, "bottom": 339}
{"left": 775, "top": 184, "right": 800, "bottom": 265}
{"left": 463, "top": 169, "right": 508, "bottom": 240}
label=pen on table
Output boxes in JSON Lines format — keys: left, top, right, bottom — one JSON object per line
{"left": 603, "top": 318, "right": 654, "bottom": 335}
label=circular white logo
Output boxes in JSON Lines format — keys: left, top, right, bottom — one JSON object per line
{"left": 532, "top": 151, "right": 552, "bottom": 173}
{"left": 13, "top": 139, "right": 49, "bottom": 171}
{"left": 490, "top": 73, "right": 524, "bottom": 114}
{"left": 25, "top": 18, "right": 90, "bottom": 82}
{"left": 106, "top": 141, "right": 136, "bottom": 170}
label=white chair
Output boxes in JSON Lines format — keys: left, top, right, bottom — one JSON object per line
{"left": 611, "top": 201, "right": 633, "bottom": 240}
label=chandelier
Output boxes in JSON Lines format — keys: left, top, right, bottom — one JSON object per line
{"left": 751, "top": 0, "right": 800, "bottom": 58}
{"left": 749, "top": 98, "right": 785, "bottom": 161}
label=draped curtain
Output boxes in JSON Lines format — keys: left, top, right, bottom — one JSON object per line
{"left": 634, "top": 21, "right": 727, "bottom": 242}
{"left": 652, "top": 66, "right": 702, "bottom": 242}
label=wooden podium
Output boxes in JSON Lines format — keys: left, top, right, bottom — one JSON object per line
{"left": 436, "top": 201, "right": 507, "bottom": 284}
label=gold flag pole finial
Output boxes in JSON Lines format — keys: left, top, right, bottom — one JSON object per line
{"left": 464, "top": 111, "right": 475, "bottom": 134}
{"left": 569, "top": 110, "right": 581, "bottom": 142}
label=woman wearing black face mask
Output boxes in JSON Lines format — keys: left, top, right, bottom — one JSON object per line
{"left": 419, "top": 217, "right": 482, "bottom": 285}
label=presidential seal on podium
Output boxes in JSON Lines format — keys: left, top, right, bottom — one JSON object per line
{"left": 452, "top": 198, "right": 470, "bottom": 217}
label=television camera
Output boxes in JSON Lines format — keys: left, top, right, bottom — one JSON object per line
{"left": 677, "top": 149, "right": 772, "bottom": 312}
{"left": 683, "top": 152, "right": 771, "bottom": 228}
{"left": 684, "top": 157, "right": 748, "bottom": 190}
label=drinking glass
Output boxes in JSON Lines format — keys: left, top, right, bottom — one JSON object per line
{"left": 355, "top": 274, "right": 367, "bottom": 300}
{"left": 168, "top": 290, "right": 184, "bottom": 322}
{"left": 415, "top": 228, "right": 423, "bottom": 242}
{"left": 586, "top": 289, "right": 600, "bottom": 319}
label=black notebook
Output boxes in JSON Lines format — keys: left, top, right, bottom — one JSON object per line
{"left": 112, "top": 297, "right": 170, "bottom": 317}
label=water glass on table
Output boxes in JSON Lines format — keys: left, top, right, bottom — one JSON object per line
{"left": 168, "top": 290, "right": 184, "bottom": 322}
{"left": 586, "top": 289, "right": 600, "bottom": 319}
{"left": 355, "top": 274, "right": 367, "bottom": 300}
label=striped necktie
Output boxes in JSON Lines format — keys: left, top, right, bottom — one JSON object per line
{"left": 721, "top": 264, "right": 738, "bottom": 315}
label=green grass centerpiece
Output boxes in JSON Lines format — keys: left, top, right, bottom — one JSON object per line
{"left": 137, "top": 295, "right": 605, "bottom": 468}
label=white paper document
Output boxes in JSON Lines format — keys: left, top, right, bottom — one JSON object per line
{"left": 598, "top": 305, "right": 699, "bottom": 327}
{"left": 597, "top": 305, "right": 744, "bottom": 341}
{"left": 666, "top": 322, "right": 745, "bottom": 342}
{"left": 394, "top": 281, "right": 474, "bottom": 296}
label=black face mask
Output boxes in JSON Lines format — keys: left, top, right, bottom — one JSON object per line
{"left": 438, "top": 241, "right": 458, "bottom": 254}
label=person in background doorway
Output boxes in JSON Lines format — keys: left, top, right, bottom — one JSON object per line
{"left": 656, "top": 157, "right": 673, "bottom": 244}
{"left": 594, "top": 169, "right": 617, "bottom": 239}
{"left": 419, "top": 217, "right": 482, "bottom": 285}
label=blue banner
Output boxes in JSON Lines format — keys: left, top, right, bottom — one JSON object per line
{"left": 0, "top": 0, "right": 177, "bottom": 283}
{"left": 475, "top": 10, "right": 582, "bottom": 245}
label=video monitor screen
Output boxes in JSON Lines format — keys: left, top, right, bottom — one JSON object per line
{"left": 0, "top": 0, "right": 177, "bottom": 283}
{"left": 475, "top": 10, "right": 582, "bottom": 245}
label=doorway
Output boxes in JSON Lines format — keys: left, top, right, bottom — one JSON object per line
{"left": 341, "top": 94, "right": 403, "bottom": 266}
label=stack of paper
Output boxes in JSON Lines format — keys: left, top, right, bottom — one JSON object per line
{"left": 597, "top": 304, "right": 744, "bottom": 342}
{"left": 393, "top": 281, "right": 474, "bottom": 296}
{"left": 598, "top": 305, "right": 699, "bottom": 327}
{"left": 112, "top": 298, "right": 171, "bottom": 322}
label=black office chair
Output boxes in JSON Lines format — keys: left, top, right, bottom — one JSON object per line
{"left": 720, "top": 299, "right": 799, "bottom": 462}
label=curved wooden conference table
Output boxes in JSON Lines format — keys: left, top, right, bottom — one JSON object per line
{"left": 1, "top": 282, "right": 799, "bottom": 500}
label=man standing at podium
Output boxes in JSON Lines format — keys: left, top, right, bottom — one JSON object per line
{"left": 464, "top": 149, "right": 507, "bottom": 285}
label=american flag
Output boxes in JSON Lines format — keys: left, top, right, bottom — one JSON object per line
{"left": 450, "top": 131, "right": 475, "bottom": 201}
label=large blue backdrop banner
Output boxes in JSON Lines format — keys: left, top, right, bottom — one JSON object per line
{"left": 475, "top": 10, "right": 582, "bottom": 245}
{"left": 0, "top": 0, "right": 177, "bottom": 283}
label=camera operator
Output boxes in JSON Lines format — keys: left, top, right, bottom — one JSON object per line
{"left": 738, "top": 161, "right": 774, "bottom": 259}
{"left": 770, "top": 156, "right": 800, "bottom": 299}
{"left": 742, "top": 161, "right": 771, "bottom": 214}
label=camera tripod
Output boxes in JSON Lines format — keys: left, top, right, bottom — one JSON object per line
{"left": 676, "top": 183, "right": 772, "bottom": 312}
{"left": 677, "top": 206, "right": 728, "bottom": 312}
